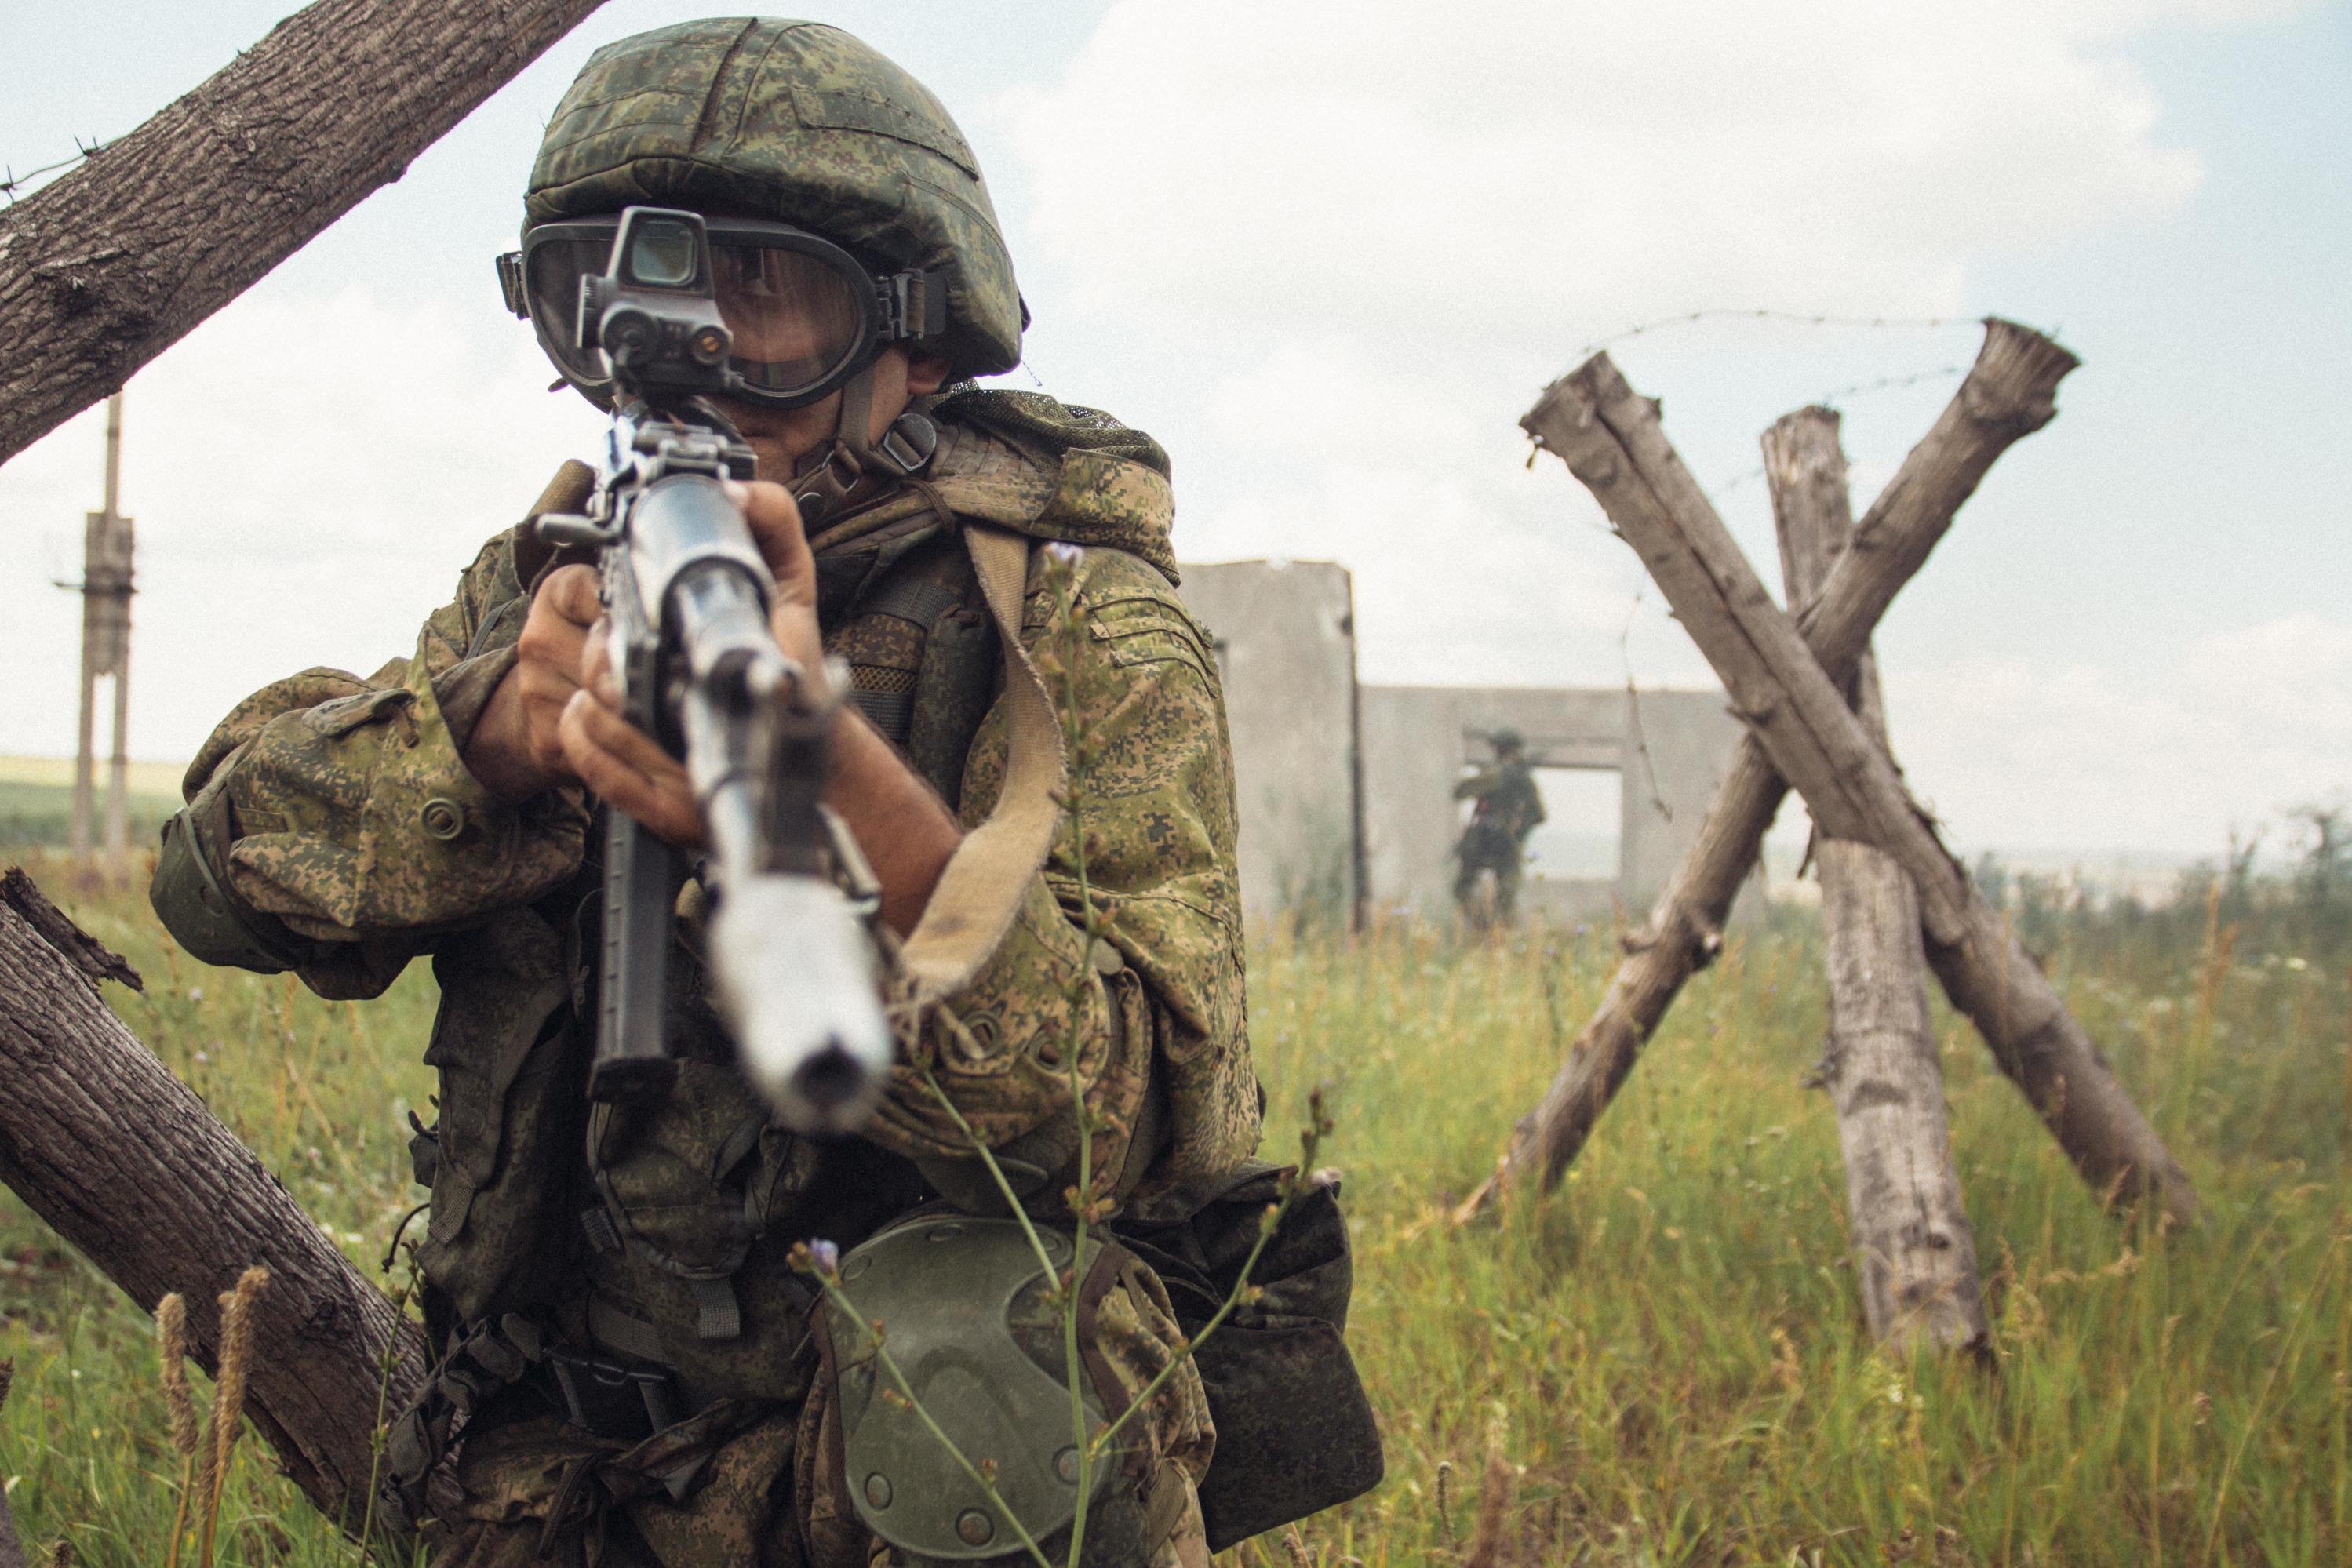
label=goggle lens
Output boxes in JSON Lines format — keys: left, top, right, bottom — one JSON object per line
{"left": 711, "top": 244, "right": 865, "bottom": 398}
{"left": 518, "top": 221, "right": 878, "bottom": 407}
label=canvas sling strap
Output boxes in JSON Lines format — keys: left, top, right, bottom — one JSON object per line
{"left": 522, "top": 460, "right": 1068, "bottom": 1008}
{"left": 893, "top": 522, "right": 1067, "bottom": 1002}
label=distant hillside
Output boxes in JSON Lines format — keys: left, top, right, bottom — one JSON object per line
{"left": 0, "top": 755, "right": 185, "bottom": 849}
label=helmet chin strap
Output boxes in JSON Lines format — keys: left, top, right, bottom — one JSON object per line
{"left": 789, "top": 365, "right": 938, "bottom": 533}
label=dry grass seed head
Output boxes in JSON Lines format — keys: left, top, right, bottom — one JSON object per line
{"left": 1461, "top": 1411, "right": 1519, "bottom": 1568}
{"left": 196, "top": 1266, "right": 271, "bottom": 1566}
{"left": 155, "top": 1292, "right": 201, "bottom": 1458}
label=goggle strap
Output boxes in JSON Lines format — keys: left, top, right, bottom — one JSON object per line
{"left": 879, "top": 269, "right": 948, "bottom": 343}
{"left": 495, "top": 252, "right": 528, "bottom": 319}
{"left": 791, "top": 443, "right": 863, "bottom": 533}
{"left": 790, "top": 366, "right": 879, "bottom": 532}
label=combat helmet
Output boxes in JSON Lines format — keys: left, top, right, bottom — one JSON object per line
{"left": 1490, "top": 727, "right": 1526, "bottom": 755}
{"left": 523, "top": 18, "right": 1023, "bottom": 380}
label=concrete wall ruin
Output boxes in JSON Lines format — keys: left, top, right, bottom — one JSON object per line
{"left": 1177, "top": 560, "right": 1363, "bottom": 923}
{"left": 1177, "top": 558, "right": 1752, "bottom": 927}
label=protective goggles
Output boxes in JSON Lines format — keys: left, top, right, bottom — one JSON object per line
{"left": 498, "top": 215, "right": 946, "bottom": 409}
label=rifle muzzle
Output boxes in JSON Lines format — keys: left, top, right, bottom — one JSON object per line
{"left": 706, "top": 872, "right": 894, "bottom": 1134}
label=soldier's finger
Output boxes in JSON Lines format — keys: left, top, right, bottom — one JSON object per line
{"left": 559, "top": 691, "right": 705, "bottom": 847}
{"left": 540, "top": 563, "right": 603, "bottom": 628}
{"left": 577, "top": 617, "right": 620, "bottom": 707}
{"left": 726, "top": 479, "right": 814, "bottom": 606}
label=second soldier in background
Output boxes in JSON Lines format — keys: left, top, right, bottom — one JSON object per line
{"left": 1453, "top": 728, "right": 1547, "bottom": 930}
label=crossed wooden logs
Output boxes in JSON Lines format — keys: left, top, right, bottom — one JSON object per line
{"left": 1460, "top": 320, "right": 2200, "bottom": 1250}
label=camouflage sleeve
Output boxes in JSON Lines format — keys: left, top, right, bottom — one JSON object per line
{"left": 861, "top": 547, "right": 1258, "bottom": 1195}
{"left": 176, "top": 531, "right": 589, "bottom": 998}
{"left": 1452, "top": 765, "right": 1502, "bottom": 802}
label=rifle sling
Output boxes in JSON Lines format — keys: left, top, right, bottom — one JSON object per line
{"left": 895, "top": 525, "right": 1066, "bottom": 1003}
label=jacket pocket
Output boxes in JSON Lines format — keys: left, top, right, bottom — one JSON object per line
{"left": 413, "top": 907, "right": 586, "bottom": 1321}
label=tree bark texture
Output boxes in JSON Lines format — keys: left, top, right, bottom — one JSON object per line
{"left": 0, "top": 869, "right": 428, "bottom": 1537}
{"left": 1767, "top": 407, "right": 1990, "bottom": 1354}
{"left": 1458, "top": 321, "right": 2080, "bottom": 1217}
{"left": 1520, "top": 355, "right": 2200, "bottom": 1226}
{"left": 0, "top": 0, "right": 608, "bottom": 466}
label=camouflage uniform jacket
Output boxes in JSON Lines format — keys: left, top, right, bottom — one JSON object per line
{"left": 1453, "top": 758, "right": 1545, "bottom": 863}
{"left": 169, "top": 392, "right": 1258, "bottom": 1402}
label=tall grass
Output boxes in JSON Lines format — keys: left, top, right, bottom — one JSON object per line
{"left": 1, "top": 851, "right": 2343, "bottom": 1565}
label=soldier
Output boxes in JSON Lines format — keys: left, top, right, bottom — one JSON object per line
{"left": 1452, "top": 729, "right": 1546, "bottom": 930}
{"left": 149, "top": 20, "right": 1375, "bottom": 1566}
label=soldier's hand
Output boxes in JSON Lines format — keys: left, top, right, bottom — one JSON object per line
{"left": 561, "top": 628, "right": 706, "bottom": 849}
{"left": 551, "top": 478, "right": 825, "bottom": 850}
{"left": 462, "top": 565, "right": 601, "bottom": 801}
{"left": 726, "top": 478, "right": 825, "bottom": 678}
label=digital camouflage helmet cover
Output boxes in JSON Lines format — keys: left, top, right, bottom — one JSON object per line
{"left": 524, "top": 17, "right": 1025, "bottom": 380}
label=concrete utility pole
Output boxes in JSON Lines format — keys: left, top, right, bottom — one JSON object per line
{"left": 67, "top": 392, "right": 134, "bottom": 879}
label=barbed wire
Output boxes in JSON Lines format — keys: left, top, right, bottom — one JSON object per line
{"left": 1701, "top": 362, "right": 1970, "bottom": 498}
{"left": 1616, "top": 586, "right": 1674, "bottom": 824}
{"left": 1814, "top": 362, "right": 1968, "bottom": 404}
{"left": 1576, "top": 306, "right": 1981, "bottom": 359}
{"left": 2, "top": 136, "right": 110, "bottom": 205}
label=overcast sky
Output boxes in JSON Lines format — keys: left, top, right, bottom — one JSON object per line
{"left": 2, "top": 0, "right": 2346, "bottom": 860}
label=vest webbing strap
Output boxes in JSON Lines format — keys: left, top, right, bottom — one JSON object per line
{"left": 896, "top": 526, "right": 1067, "bottom": 1002}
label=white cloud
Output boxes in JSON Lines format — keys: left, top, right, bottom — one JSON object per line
{"left": 0, "top": 0, "right": 2323, "bottom": 875}
{"left": 0, "top": 283, "right": 602, "bottom": 762}
{"left": 1012, "top": 0, "right": 2215, "bottom": 350}
{"left": 1000, "top": 0, "right": 2321, "bottom": 853}
{"left": 1881, "top": 612, "right": 2352, "bottom": 854}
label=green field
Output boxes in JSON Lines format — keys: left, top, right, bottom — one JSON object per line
{"left": 1, "top": 847, "right": 2345, "bottom": 1566}
{"left": 0, "top": 757, "right": 184, "bottom": 849}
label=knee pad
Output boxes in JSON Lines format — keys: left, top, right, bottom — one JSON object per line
{"left": 825, "top": 1213, "right": 1133, "bottom": 1563}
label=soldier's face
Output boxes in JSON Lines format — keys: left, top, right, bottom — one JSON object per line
{"left": 708, "top": 344, "right": 951, "bottom": 485}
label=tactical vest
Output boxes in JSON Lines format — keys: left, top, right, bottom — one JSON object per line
{"left": 390, "top": 405, "right": 1383, "bottom": 1544}
{"left": 407, "top": 490, "right": 1014, "bottom": 1392}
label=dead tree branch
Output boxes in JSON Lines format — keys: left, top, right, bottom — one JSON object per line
{"left": 1460, "top": 320, "right": 2078, "bottom": 1217}
{"left": 0, "top": 0, "right": 608, "bottom": 466}
{"left": 1768, "top": 407, "right": 1990, "bottom": 1355}
{"left": 0, "top": 869, "right": 428, "bottom": 1539}
{"left": 1517, "top": 355, "right": 2198, "bottom": 1226}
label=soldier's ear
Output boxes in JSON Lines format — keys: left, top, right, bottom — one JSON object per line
{"left": 906, "top": 352, "right": 952, "bottom": 397}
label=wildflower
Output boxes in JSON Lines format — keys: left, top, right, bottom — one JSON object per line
{"left": 1044, "top": 541, "right": 1083, "bottom": 566}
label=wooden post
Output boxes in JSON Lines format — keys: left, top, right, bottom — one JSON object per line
{"left": 103, "top": 392, "right": 133, "bottom": 880}
{"left": 67, "top": 394, "right": 135, "bottom": 879}
{"left": 0, "top": 0, "right": 610, "bottom": 465}
{"left": 1520, "top": 353, "right": 2198, "bottom": 1226}
{"left": 0, "top": 869, "right": 428, "bottom": 1541}
{"left": 1767, "top": 408, "right": 1989, "bottom": 1354}
{"left": 1459, "top": 321, "right": 2079, "bottom": 1217}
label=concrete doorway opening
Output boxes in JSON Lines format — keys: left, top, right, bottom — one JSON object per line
{"left": 1520, "top": 764, "right": 1622, "bottom": 923}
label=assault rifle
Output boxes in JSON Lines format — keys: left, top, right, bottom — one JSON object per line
{"left": 533, "top": 206, "right": 892, "bottom": 1133}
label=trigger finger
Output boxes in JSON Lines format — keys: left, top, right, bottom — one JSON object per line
{"left": 578, "top": 617, "right": 619, "bottom": 705}
{"left": 542, "top": 562, "right": 603, "bottom": 628}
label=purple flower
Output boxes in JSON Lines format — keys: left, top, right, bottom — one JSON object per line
{"left": 1045, "top": 541, "right": 1083, "bottom": 566}
{"left": 808, "top": 1237, "right": 840, "bottom": 1274}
